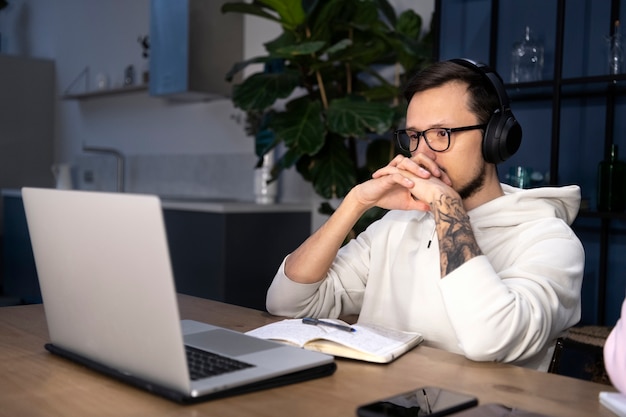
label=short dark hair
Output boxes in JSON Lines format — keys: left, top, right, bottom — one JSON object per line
{"left": 402, "top": 60, "right": 500, "bottom": 126}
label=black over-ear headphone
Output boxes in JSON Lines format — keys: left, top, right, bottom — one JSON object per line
{"left": 448, "top": 58, "right": 522, "bottom": 164}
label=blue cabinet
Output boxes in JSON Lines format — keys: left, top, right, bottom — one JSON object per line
{"left": 162, "top": 202, "right": 311, "bottom": 311}
{"left": 2, "top": 192, "right": 41, "bottom": 304}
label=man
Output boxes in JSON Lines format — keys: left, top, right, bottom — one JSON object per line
{"left": 266, "top": 59, "right": 584, "bottom": 371}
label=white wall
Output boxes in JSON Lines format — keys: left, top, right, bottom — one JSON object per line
{"left": 0, "top": 0, "right": 433, "bottom": 207}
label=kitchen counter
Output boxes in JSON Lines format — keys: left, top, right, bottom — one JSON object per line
{"left": 3, "top": 189, "right": 312, "bottom": 214}
{"left": 1, "top": 189, "right": 23, "bottom": 198}
{"left": 160, "top": 198, "right": 311, "bottom": 213}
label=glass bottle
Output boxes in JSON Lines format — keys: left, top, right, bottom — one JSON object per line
{"left": 597, "top": 144, "right": 626, "bottom": 212}
{"left": 511, "top": 26, "right": 544, "bottom": 83}
{"left": 607, "top": 20, "right": 624, "bottom": 75}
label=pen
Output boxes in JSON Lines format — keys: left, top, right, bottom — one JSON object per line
{"left": 427, "top": 225, "right": 436, "bottom": 248}
{"left": 422, "top": 389, "right": 432, "bottom": 414}
{"left": 302, "top": 317, "right": 356, "bottom": 332}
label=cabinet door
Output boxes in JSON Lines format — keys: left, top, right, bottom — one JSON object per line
{"left": 163, "top": 209, "right": 311, "bottom": 311}
{"left": 2, "top": 196, "right": 41, "bottom": 304}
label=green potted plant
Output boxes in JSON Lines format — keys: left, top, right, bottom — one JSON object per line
{"left": 222, "top": 0, "right": 433, "bottom": 235}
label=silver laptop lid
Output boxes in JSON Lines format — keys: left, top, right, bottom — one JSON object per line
{"left": 22, "top": 187, "right": 191, "bottom": 393}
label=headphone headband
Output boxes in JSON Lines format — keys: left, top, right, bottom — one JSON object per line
{"left": 448, "top": 58, "right": 511, "bottom": 110}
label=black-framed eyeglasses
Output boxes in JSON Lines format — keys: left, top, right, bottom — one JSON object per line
{"left": 394, "top": 124, "right": 487, "bottom": 153}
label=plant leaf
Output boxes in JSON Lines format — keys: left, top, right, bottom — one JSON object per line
{"left": 396, "top": 9, "right": 423, "bottom": 39}
{"left": 372, "top": 0, "right": 397, "bottom": 27}
{"left": 347, "top": 0, "right": 380, "bottom": 28}
{"left": 225, "top": 56, "right": 273, "bottom": 82}
{"left": 271, "top": 100, "right": 326, "bottom": 155}
{"left": 305, "top": 136, "right": 357, "bottom": 198}
{"left": 276, "top": 41, "right": 327, "bottom": 57}
{"left": 365, "top": 137, "right": 393, "bottom": 173}
{"left": 276, "top": 147, "right": 302, "bottom": 171}
{"left": 222, "top": 0, "right": 306, "bottom": 31}
{"left": 327, "top": 97, "right": 395, "bottom": 137}
{"left": 257, "top": 0, "right": 306, "bottom": 30}
{"left": 232, "top": 71, "right": 300, "bottom": 111}
{"left": 359, "top": 84, "right": 398, "bottom": 101}
{"left": 324, "top": 38, "right": 352, "bottom": 55}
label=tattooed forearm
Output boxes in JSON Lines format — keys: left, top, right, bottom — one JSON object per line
{"left": 431, "top": 194, "right": 482, "bottom": 277}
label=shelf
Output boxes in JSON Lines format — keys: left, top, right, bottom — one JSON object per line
{"left": 61, "top": 84, "right": 148, "bottom": 100}
{"left": 505, "top": 73, "right": 626, "bottom": 89}
{"left": 506, "top": 76, "right": 626, "bottom": 102}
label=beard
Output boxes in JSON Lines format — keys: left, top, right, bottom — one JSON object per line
{"left": 456, "top": 161, "right": 487, "bottom": 200}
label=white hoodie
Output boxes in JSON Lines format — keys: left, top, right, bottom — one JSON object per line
{"left": 266, "top": 184, "right": 584, "bottom": 370}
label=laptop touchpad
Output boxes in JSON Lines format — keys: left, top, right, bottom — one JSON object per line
{"left": 184, "top": 329, "right": 280, "bottom": 356}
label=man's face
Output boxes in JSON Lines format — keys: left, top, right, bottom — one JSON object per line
{"left": 405, "top": 80, "right": 487, "bottom": 200}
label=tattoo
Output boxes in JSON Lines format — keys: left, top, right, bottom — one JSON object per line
{"left": 431, "top": 194, "right": 482, "bottom": 277}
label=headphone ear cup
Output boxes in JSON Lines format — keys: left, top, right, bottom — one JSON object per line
{"left": 482, "top": 110, "right": 522, "bottom": 164}
{"left": 449, "top": 58, "right": 523, "bottom": 163}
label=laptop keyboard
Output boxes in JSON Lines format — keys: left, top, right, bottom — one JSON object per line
{"left": 185, "top": 345, "right": 255, "bottom": 380}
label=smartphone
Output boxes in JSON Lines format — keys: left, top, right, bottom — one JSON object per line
{"left": 356, "top": 386, "right": 478, "bottom": 417}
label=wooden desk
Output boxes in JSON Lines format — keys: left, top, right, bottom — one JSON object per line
{"left": 0, "top": 294, "right": 616, "bottom": 417}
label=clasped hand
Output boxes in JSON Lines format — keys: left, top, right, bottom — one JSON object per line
{"left": 355, "top": 154, "right": 453, "bottom": 212}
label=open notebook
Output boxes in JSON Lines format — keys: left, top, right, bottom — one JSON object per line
{"left": 21, "top": 187, "right": 335, "bottom": 403}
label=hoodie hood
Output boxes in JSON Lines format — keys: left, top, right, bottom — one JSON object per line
{"left": 469, "top": 184, "right": 581, "bottom": 229}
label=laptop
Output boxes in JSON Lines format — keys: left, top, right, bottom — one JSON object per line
{"left": 21, "top": 187, "right": 336, "bottom": 403}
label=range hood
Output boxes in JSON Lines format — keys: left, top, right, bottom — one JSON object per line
{"left": 149, "top": 0, "right": 243, "bottom": 101}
